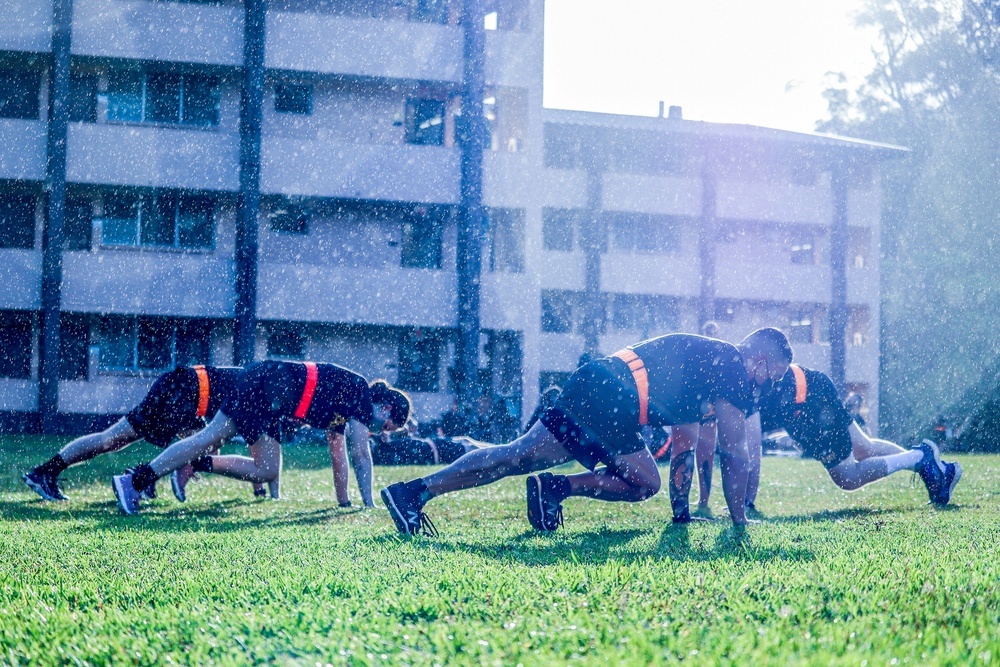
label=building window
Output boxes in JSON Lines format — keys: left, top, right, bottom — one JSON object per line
{"left": 0, "top": 69, "right": 40, "bottom": 120}
{"left": 64, "top": 197, "right": 93, "bottom": 251}
{"left": 410, "top": 0, "right": 449, "bottom": 24}
{"left": 267, "top": 325, "right": 305, "bottom": 360}
{"left": 401, "top": 209, "right": 443, "bottom": 269}
{"left": 268, "top": 201, "right": 309, "bottom": 235}
{"left": 788, "top": 311, "right": 814, "bottom": 345}
{"left": 96, "top": 316, "right": 210, "bottom": 372}
{"left": 0, "top": 311, "right": 32, "bottom": 379}
{"left": 541, "top": 290, "right": 574, "bottom": 334}
{"left": 0, "top": 193, "right": 36, "bottom": 249}
{"left": 608, "top": 294, "right": 679, "bottom": 336}
{"left": 539, "top": 371, "right": 571, "bottom": 394}
{"left": 274, "top": 83, "right": 313, "bottom": 115}
{"left": 542, "top": 208, "right": 578, "bottom": 252}
{"left": 789, "top": 232, "right": 816, "bottom": 265}
{"left": 544, "top": 125, "right": 584, "bottom": 170}
{"left": 607, "top": 212, "right": 679, "bottom": 253}
{"left": 405, "top": 99, "right": 445, "bottom": 146}
{"left": 714, "top": 300, "right": 737, "bottom": 323}
{"left": 105, "top": 71, "right": 219, "bottom": 127}
{"left": 59, "top": 314, "right": 90, "bottom": 380}
{"left": 68, "top": 73, "right": 98, "bottom": 123}
{"left": 488, "top": 207, "right": 525, "bottom": 273}
{"left": 398, "top": 331, "right": 441, "bottom": 393}
{"left": 100, "top": 191, "right": 214, "bottom": 249}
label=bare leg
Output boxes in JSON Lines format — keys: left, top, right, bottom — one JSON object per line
{"left": 207, "top": 436, "right": 282, "bottom": 484}
{"left": 58, "top": 418, "right": 140, "bottom": 466}
{"left": 827, "top": 448, "right": 922, "bottom": 491}
{"left": 850, "top": 422, "right": 907, "bottom": 459}
{"left": 564, "top": 449, "right": 661, "bottom": 501}
{"left": 669, "top": 424, "right": 699, "bottom": 519}
{"left": 148, "top": 413, "right": 237, "bottom": 478}
{"left": 696, "top": 421, "right": 717, "bottom": 509}
{"left": 422, "top": 421, "right": 573, "bottom": 498}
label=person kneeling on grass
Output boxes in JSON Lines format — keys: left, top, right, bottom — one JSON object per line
{"left": 23, "top": 365, "right": 270, "bottom": 502}
{"left": 370, "top": 418, "right": 484, "bottom": 466}
{"left": 380, "top": 328, "right": 791, "bottom": 536}
{"left": 739, "top": 364, "right": 961, "bottom": 513}
{"left": 110, "top": 360, "right": 412, "bottom": 515}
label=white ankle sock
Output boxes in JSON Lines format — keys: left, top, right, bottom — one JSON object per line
{"left": 883, "top": 449, "right": 922, "bottom": 475}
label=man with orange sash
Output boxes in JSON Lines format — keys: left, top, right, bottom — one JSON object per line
{"left": 110, "top": 360, "right": 412, "bottom": 515}
{"left": 746, "top": 364, "right": 961, "bottom": 507}
{"left": 23, "top": 365, "right": 245, "bottom": 502}
{"left": 381, "top": 329, "right": 792, "bottom": 536}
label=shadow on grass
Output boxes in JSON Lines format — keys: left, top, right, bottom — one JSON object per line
{"left": 764, "top": 503, "right": 954, "bottom": 525}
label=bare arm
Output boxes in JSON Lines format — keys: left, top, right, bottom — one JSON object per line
{"left": 326, "top": 430, "right": 351, "bottom": 506}
{"left": 745, "top": 412, "right": 763, "bottom": 507}
{"left": 715, "top": 399, "right": 750, "bottom": 525}
{"left": 346, "top": 419, "right": 375, "bottom": 507}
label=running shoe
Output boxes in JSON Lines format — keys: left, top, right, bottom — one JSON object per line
{"left": 112, "top": 473, "right": 141, "bottom": 515}
{"left": 22, "top": 469, "right": 68, "bottom": 501}
{"left": 936, "top": 461, "right": 963, "bottom": 505}
{"left": 526, "top": 473, "right": 565, "bottom": 532}
{"left": 253, "top": 486, "right": 267, "bottom": 498}
{"left": 126, "top": 468, "right": 157, "bottom": 500}
{"left": 381, "top": 481, "right": 437, "bottom": 536}
{"left": 914, "top": 440, "right": 945, "bottom": 504}
{"left": 171, "top": 464, "right": 195, "bottom": 503}
{"left": 267, "top": 479, "right": 281, "bottom": 500}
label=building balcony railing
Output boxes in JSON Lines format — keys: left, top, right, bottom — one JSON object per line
{"left": 1, "top": 0, "right": 52, "bottom": 54}
{"left": 537, "top": 251, "right": 586, "bottom": 291}
{"left": 59, "top": 376, "right": 155, "bottom": 414}
{"left": 485, "top": 29, "right": 540, "bottom": 88}
{"left": 257, "top": 262, "right": 457, "bottom": 327}
{"left": 72, "top": 0, "right": 245, "bottom": 66}
{"left": 602, "top": 173, "right": 702, "bottom": 216}
{"left": 481, "top": 272, "right": 532, "bottom": 331}
{"left": 0, "top": 379, "right": 38, "bottom": 412}
{"left": 483, "top": 152, "right": 540, "bottom": 208}
{"left": 715, "top": 251, "right": 831, "bottom": 303}
{"left": 538, "top": 332, "right": 585, "bottom": 372}
{"left": 716, "top": 178, "right": 833, "bottom": 225}
{"left": 261, "top": 137, "right": 460, "bottom": 203}
{"left": 0, "top": 119, "right": 46, "bottom": 181}
{"left": 67, "top": 123, "right": 240, "bottom": 191}
{"left": 62, "top": 252, "right": 235, "bottom": 317}
{"left": 266, "top": 12, "right": 463, "bottom": 82}
{"left": 0, "top": 250, "right": 42, "bottom": 310}
{"left": 601, "top": 252, "right": 700, "bottom": 297}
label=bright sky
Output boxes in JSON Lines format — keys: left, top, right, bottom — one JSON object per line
{"left": 543, "top": 0, "right": 878, "bottom": 133}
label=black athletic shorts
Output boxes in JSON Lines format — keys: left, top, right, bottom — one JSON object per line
{"left": 126, "top": 368, "right": 203, "bottom": 448}
{"left": 540, "top": 359, "right": 646, "bottom": 471}
{"left": 800, "top": 424, "right": 853, "bottom": 469}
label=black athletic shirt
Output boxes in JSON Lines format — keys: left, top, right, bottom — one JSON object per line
{"left": 628, "top": 334, "right": 758, "bottom": 425}
{"left": 249, "top": 360, "right": 375, "bottom": 433}
{"left": 758, "top": 366, "right": 851, "bottom": 443}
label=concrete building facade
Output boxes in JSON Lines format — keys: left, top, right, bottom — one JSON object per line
{"left": 0, "top": 0, "right": 901, "bottom": 434}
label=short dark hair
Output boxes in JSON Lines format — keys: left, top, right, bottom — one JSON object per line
{"left": 369, "top": 380, "right": 412, "bottom": 426}
{"left": 741, "top": 327, "right": 793, "bottom": 363}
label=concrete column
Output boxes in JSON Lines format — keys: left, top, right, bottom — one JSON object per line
{"left": 234, "top": 0, "right": 266, "bottom": 366}
{"left": 829, "top": 165, "right": 849, "bottom": 393}
{"left": 580, "top": 164, "right": 603, "bottom": 356}
{"left": 39, "top": 0, "right": 74, "bottom": 433}
{"left": 698, "top": 161, "right": 718, "bottom": 329}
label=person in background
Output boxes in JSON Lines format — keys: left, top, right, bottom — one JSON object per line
{"left": 844, "top": 393, "right": 869, "bottom": 435}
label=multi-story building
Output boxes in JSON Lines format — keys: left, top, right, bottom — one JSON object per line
{"left": 0, "top": 0, "right": 902, "bottom": 435}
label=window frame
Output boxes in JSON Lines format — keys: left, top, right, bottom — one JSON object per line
{"left": 104, "top": 70, "right": 220, "bottom": 128}
{"left": 96, "top": 315, "right": 210, "bottom": 373}
{"left": 99, "top": 191, "right": 214, "bottom": 250}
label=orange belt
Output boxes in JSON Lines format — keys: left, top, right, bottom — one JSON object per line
{"left": 612, "top": 349, "right": 649, "bottom": 426}
{"left": 790, "top": 364, "right": 807, "bottom": 404}
{"left": 192, "top": 365, "right": 210, "bottom": 418}
{"left": 294, "top": 362, "right": 319, "bottom": 420}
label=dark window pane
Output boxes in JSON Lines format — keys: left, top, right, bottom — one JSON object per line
{"left": 405, "top": 99, "right": 445, "bottom": 146}
{"left": 398, "top": 333, "right": 440, "bottom": 392}
{"left": 98, "top": 316, "right": 135, "bottom": 370}
{"left": 789, "top": 312, "right": 814, "bottom": 344}
{"left": 0, "top": 194, "right": 36, "bottom": 249}
{"left": 0, "top": 311, "right": 32, "bottom": 379}
{"left": 142, "top": 193, "right": 176, "bottom": 246}
{"left": 269, "top": 203, "right": 308, "bottom": 234}
{"left": 64, "top": 197, "right": 93, "bottom": 251}
{"left": 541, "top": 290, "right": 573, "bottom": 333}
{"left": 410, "top": 0, "right": 448, "bottom": 23}
{"left": 543, "top": 125, "right": 581, "bottom": 169}
{"left": 106, "top": 71, "right": 144, "bottom": 123}
{"left": 137, "top": 318, "right": 174, "bottom": 371}
{"left": 790, "top": 235, "right": 816, "bottom": 265}
{"left": 182, "top": 74, "right": 219, "bottom": 126}
{"left": 59, "top": 314, "right": 89, "bottom": 380}
{"left": 542, "top": 208, "right": 575, "bottom": 251}
{"left": 0, "top": 69, "right": 40, "bottom": 120}
{"left": 267, "top": 326, "right": 305, "bottom": 360}
{"left": 607, "top": 212, "right": 678, "bottom": 252}
{"left": 175, "top": 320, "right": 211, "bottom": 366}
{"left": 101, "top": 192, "right": 140, "bottom": 245}
{"left": 68, "top": 73, "right": 98, "bottom": 123}
{"left": 178, "top": 195, "right": 214, "bottom": 248}
{"left": 147, "top": 72, "right": 182, "bottom": 124}
{"left": 401, "top": 214, "right": 443, "bottom": 269}
{"left": 489, "top": 207, "right": 525, "bottom": 272}
{"left": 274, "top": 83, "right": 313, "bottom": 115}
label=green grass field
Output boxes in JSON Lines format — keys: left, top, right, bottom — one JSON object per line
{"left": 1, "top": 436, "right": 999, "bottom": 666}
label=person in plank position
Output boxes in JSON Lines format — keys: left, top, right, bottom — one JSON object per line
{"left": 21, "top": 365, "right": 271, "bottom": 501}
{"left": 381, "top": 328, "right": 792, "bottom": 536}
{"left": 742, "top": 364, "right": 961, "bottom": 509}
{"left": 110, "top": 360, "right": 411, "bottom": 515}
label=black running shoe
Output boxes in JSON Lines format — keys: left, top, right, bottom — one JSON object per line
{"left": 253, "top": 487, "right": 267, "bottom": 498}
{"left": 526, "top": 473, "right": 564, "bottom": 532}
{"left": 23, "top": 469, "right": 68, "bottom": 501}
{"left": 127, "top": 468, "right": 157, "bottom": 500}
{"left": 914, "top": 440, "right": 945, "bottom": 504}
{"left": 381, "top": 481, "right": 437, "bottom": 537}
{"left": 936, "top": 461, "right": 963, "bottom": 505}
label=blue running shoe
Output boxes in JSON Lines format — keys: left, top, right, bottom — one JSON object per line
{"left": 381, "top": 482, "right": 437, "bottom": 537}
{"left": 936, "top": 461, "right": 962, "bottom": 505}
{"left": 526, "top": 473, "right": 564, "bottom": 532}
{"left": 112, "top": 473, "right": 141, "bottom": 515}
{"left": 914, "top": 440, "right": 945, "bottom": 504}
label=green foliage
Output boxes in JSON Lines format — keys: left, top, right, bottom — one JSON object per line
{"left": 819, "top": 0, "right": 1000, "bottom": 438}
{"left": 2, "top": 439, "right": 999, "bottom": 665}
